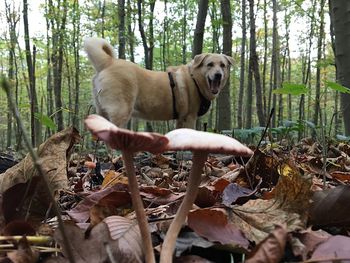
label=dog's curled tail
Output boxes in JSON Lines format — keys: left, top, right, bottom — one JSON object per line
{"left": 84, "top": 37, "right": 115, "bottom": 72}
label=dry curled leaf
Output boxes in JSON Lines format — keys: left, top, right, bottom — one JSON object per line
{"left": 55, "top": 219, "right": 142, "bottom": 263}
{"left": 231, "top": 161, "right": 312, "bottom": 243}
{"left": 309, "top": 185, "right": 350, "bottom": 227}
{"left": 187, "top": 208, "right": 249, "bottom": 250}
{"left": 67, "top": 184, "right": 131, "bottom": 223}
{"left": 246, "top": 224, "right": 287, "bottom": 263}
{"left": 310, "top": 235, "right": 350, "bottom": 263}
{"left": 1, "top": 128, "right": 79, "bottom": 222}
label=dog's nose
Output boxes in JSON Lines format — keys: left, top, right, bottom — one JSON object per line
{"left": 214, "top": 73, "right": 222, "bottom": 80}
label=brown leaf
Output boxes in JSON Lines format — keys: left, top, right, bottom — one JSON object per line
{"left": 7, "top": 236, "right": 39, "bottom": 263}
{"left": 104, "top": 216, "right": 143, "bottom": 261}
{"left": 291, "top": 229, "right": 331, "bottom": 260}
{"left": 222, "top": 183, "right": 253, "bottom": 206}
{"left": 310, "top": 235, "right": 350, "bottom": 262}
{"left": 309, "top": 185, "right": 350, "bottom": 227}
{"left": 330, "top": 171, "right": 350, "bottom": 182}
{"left": 231, "top": 161, "right": 312, "bottom": 243}
{"left": 140, "top": 186, "right": 185, "bottom": 205}
{"left": 246, "top": 224, "right": 287, "bottom": 263}
{"left": 54, "top": 220, "right": 142, "bottom": 263}
{"left": 0, "top": 128, "right": 79, "bottom": 222}
{"left": 187, "top": 208, "right": 249, "bottom": 249}
{"left": 67, "top": 184, "right": 131, "bottom": 223}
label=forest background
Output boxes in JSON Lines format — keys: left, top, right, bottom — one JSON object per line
{"left": 0, "top": 0, "right": 350, "bottom": 151}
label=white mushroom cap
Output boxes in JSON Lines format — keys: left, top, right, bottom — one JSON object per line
{"left": 165, "top": 128, "right": 253, "bottom": 156}
{"left": 85, "top": 115, "right": 169, "bottom": 154}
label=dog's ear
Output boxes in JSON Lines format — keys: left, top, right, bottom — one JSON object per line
{"left": 224, "top": 55, "right": 234, "bottom": 66}
{"left": 192, "top": 54, "right": 209, "bottom": 68}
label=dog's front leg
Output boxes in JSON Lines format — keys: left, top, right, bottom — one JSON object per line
{"left": 176, "top": 115, "right": 197, "bottom": 129}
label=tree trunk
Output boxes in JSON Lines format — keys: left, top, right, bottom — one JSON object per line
{"left": 23, "top": 0, "right": 39, "bottom": 146}
{"left": 137, "top": 0, "right": 155, "bottom": 132}
{"left": 118, "top": 0, "right": 126, "bottom": 59}
{"left": 330, "top": 0, "right": 350, "bottom": 135}
{"left": 248, "top": 0, "right": 265, "bottom": 127}
{"left": 238, "top": 0, "right": 247, "bottom": 129}
{"left": 217, "top": 0, "right": 232, "bottom": 131}
{"left": 192, "top": 0, "right": 209, "bottom": 58}
{"left": 313, "top": 0, "right": 326, "bottom": 126}
{"left": 72, "top": 0, "right": 81, "bottom": 129}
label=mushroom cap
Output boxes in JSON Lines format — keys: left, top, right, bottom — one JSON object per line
{"left": 165, "top": 128, "right": 253, "bottom": 156}
{"left": 84, "top": 115, "right": 169, "bottom": 154}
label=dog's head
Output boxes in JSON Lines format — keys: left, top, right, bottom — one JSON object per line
{"left": 190, "top": 53, "right": 233, "bottom": 100}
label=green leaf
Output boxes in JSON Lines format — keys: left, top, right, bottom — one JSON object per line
{"left": 34, "top": 113, "right": 57, "bottom": 131}
{"left": 273, "top": 83, "right": 309, "bottom": 95}
{"left": 325, "top": 81, "right": 350, "bottom": 94}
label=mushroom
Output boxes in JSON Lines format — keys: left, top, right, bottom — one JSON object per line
{"left": 160, "top": 128, "right": 253, "bottom": 263}
{"left": 85, "top": 114, "right": 169, "bottom": 263}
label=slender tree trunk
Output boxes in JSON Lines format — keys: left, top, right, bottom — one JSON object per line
{"left": 5, "top": 1, "right": 19, "bottom": 148}
{"left": 137, "top": 0, "right": 155, "bottom": 131}
{"left": 330, "top": 0, "right": 350, "bottom": 135}
{"left": 118, "top": 0, "right": 126, "bottom": 59}
{"left": 238, "top": 0, "right": 247, "bottom": 129}
{"left": 248, "top": 0, "right": 265, "bottom": 127}
{"left": 217, "top": 0, "right": 232, "bottom": 131}
{"left": 181, "top": 0, "right": 187, "bottom": 64}
{"left": 72, "top": 0, "right": 81, "bottom": 129}
{"left": 23, "top": 0, "right": 39, "bottom": 146}
{"left": 192, "top": 0, "right": 209, "bottom": 58}
{"left": 313, "top": 0, "right": 326, "bottom": 126}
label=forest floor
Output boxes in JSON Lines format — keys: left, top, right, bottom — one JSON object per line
{"left": 1, "top": 127, "right": 350, "bottom": 263}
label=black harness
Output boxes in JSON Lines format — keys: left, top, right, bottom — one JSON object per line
{"left": 168, "top": 72, "right": 211, "bottom": 119}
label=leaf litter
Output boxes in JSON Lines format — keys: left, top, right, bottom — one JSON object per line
{"left": 1, "top": 127, "right": 350, "bottom": 262}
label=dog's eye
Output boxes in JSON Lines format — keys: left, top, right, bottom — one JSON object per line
{"left": 220, "top": 63, "right": 226, "bottom": 68}
{"left": 207, "top": 62, "right": 214, "bottom": 67}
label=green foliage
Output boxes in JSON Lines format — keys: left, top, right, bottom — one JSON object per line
{"left": 273, "top": 83, "right": 309, "bottom": 95}
{"left": 325, "top": 81, "right": 350, "bottom": 94}
{"left": 34, "top": 113, "right": 57, "bottom": 131}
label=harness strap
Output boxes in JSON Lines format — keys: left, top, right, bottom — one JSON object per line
{"left": 191, "top": 76, "right": 211, "bottom": 117}
{"left": 168, "top": 72, "right": 179, "bottom": 119}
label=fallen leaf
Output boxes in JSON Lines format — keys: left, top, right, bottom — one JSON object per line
{"left": 291, "top": 228, "right": 331, "bottom": 260}
{"left": 187, "top": 208, "right": 249, "bottom": 250}
{"left": 310, "top": 235, "right": 350, "bottom": 263}
{"left": 173, "top": 231, "right": 214, "bottom": 257}
{"left": 7, "top": 236, "right": 39, "bottom": 263}
{"left": 54, "top": 220, "right": 142, "bottom": 263}
{"left": 222, "top": 183, "right": 253, "bottom": 206}
{"left": 309, "top": 185, "right": 350, "bottom": 227}
{"left": 104, "top": 216, "right": 143, "bottom": 262}
{"left": 67, "top": 184, "right": 131, "bottom": 223}
{"left": 0, "top": 128, "right": 79, "bottom": 222}
{"left": 231, "top": 161, "right": 312, "bottom": 243}
{"left": 246, "top": 224, "right": 287, "bottom": 263}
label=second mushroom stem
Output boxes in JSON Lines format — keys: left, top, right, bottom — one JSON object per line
{"left": 122, "top": 151, "right": 155, "bottom": 263}
{"left": 160, "top": 152, "right": 208, "bottom": 263}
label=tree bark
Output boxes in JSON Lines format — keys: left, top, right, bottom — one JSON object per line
{"left": 192, "top": 0, "right": 209, "bottom": 58}
{"left": 238, "top": 0, "right": 247, "bottom": 129}
{"left": 118, "top": 0, "right": 126, "bottom": 59}
{"left": 330, "top": 0, "right": 350, "bottom": 135}
{"left": 217, "top": 0, "right": 232, "bottom": 131}
{"left": 313, "top": 0, "right": 326, "bottom": 126}
{"left": 23, "top": 0, "right": 39, "bottom": 146}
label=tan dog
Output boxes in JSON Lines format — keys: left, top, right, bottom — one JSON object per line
{"left": 84, "top": 37, "right": 233, "bottom": 129}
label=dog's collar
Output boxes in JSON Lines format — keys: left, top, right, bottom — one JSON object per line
{"left": 168, "top": 72, "right": 179, "bottom": 119}
{"left": 191, "top": 75, "right": 211, "bottom": 117}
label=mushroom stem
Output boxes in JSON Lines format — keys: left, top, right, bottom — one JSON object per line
{"left": 160, "top": 152, "right": 208, "bottom": 263}
{"left": 122, "top": 151, "right": 155, "bottom": 263}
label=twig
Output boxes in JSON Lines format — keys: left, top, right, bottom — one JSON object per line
{"left": 1, "top": 77, "right": 75, "bottom": 263}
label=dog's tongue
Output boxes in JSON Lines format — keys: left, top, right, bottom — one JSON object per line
{"left": 210, "top": 79, "right": 221, "bottom": 94}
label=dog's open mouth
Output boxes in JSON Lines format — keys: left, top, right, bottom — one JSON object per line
{"left": 208, "top": 77, "right": 221, "bottom": 95}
